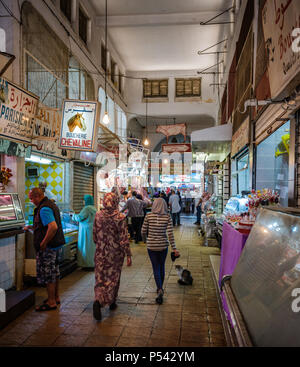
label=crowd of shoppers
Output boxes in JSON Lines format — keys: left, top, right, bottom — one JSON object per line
{"left": 25, "top": 186, "right": 216, "bottom": 320}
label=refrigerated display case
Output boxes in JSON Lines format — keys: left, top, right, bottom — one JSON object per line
{"left": 0, "top": 193, "right": 25, "bottom": 231}
{"left": 220, "top": 207, "right": 300, "bottom": 346}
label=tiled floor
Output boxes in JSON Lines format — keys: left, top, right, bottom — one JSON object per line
{"left": 0, "top": 216, "right": 226, "bottom": 347}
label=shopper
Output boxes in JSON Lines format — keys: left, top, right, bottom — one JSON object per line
{"left": 72, "top": 195, "right": 97, "bottom": 269}
{"left": 121, "top": 191, "right": 147, "bottom": 243}
{"left": 176, "top": 190, "right": 182, "bottom": 207}
{"left": 185, "top": 189, "right": 192, "bottom": 213}
{"left": 142, "top": 198, "right": 179, "bottom": 305}
{"left": 93, "top": 192, "right": 132, "bottom": 320}
{"left": 194, "top": 192, "right": 203, "bottom": 225}
{"left": 169, "top": 189, "right": 181, "bottom": 226}
{"left": 160, "top": 190, "right": 168, "bottom": 204}
{"left": 24, "top": 188, "right": 65, "bottom": 311}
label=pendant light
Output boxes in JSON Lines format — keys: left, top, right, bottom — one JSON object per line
{"left": 102, "top": 0, "right": 110, "bottom": 125}
{"left": 143, "top": 97, "right": 149, "bottom": 146}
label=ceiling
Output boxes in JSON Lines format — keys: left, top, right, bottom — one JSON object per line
{"left": 91, "top": 0, "right": 234, "bottom": 71}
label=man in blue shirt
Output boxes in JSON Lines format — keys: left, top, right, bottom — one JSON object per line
{"left": 24, "top": 188, "right": 65, "bottom": 311}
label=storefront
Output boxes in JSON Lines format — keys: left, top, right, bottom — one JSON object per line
{"left": 230, "top": 117, "right": 250, "bottom": 196}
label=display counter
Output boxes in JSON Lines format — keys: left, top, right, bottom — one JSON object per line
{"left": 219, "top": 207, "right": 300, "bottom": 346}
{"left": 0, "top": 193, "right": 34, "bottom": 329}
{"left": 219, "top": 221, "right": 249, "bottom": 324}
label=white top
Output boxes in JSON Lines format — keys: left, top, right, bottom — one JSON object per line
{"left": 185, "top": 192, "right": 192, "bottom": 199}
{"left": 169, "top": 194, "right": 181, "bottom": 213}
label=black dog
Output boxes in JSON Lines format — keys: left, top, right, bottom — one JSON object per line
{"left": 175, "top": 265, "right": 193, "bottom": 285}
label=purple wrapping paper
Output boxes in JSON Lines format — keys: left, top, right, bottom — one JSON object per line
{"left": 219, "top": 221, "right": 249, "bottom": 324}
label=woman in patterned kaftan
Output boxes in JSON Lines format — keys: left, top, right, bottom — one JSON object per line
{"left": 92, "top": 192, "right": 132, "bottom": 320}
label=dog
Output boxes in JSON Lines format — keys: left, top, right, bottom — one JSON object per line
{"left": 175, "top": 265, "right": 193, "bottom": 285}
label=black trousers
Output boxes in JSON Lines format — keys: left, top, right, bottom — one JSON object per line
{"left": 172, "top": 212, "right": 180, "bottom": 226}
{"left": 131, "top": 217, "right": 143, "bottom": 243}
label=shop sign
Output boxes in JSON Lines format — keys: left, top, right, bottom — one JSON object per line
{"left": 231, "top": 117, "right": 250, "bottom": 157}
{"left": 32, "top": 104, "right": 71, "bottom": 159}
{"left": 59, "top": 100, "right": 100, "bottom": 152}
{"left": 0, "top": 77, "right": 38, "bottom": 144}
{"left": 156, "top": 123, "right": 187, "bottom": 142}
{"left": 162, "top": 143, "right": 192, "bottom": 153}
{"left": 262, "top": 0, "right": 300, "bottom": 98}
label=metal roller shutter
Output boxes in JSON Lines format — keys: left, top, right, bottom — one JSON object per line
{"left": 73, "top": 162, "right": 94, "bottom": 213}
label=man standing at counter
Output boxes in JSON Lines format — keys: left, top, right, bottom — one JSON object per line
{"left": 24, "top": 188, "right": 65, "bottom": 311}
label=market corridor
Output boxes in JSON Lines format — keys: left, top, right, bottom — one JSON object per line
{"left": 0, "top": 218, "right": 226, "bottom": 347}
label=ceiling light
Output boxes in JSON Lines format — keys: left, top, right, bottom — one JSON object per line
{"left": 102, "top": 110, "right": 110, "bottom": 125}
{"left": 25, "top": 155, "right": 52, "bottom": 165}
{"left": 143, "top": 138, "right": 149, "bottom": 146}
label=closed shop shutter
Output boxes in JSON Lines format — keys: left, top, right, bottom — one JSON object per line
{"left": 73, "top": 162, "right": 94, "bottom": 213}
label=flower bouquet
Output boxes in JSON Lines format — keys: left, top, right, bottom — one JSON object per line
{"left": 0, "top": 167, "right": 13, "bottom": 192}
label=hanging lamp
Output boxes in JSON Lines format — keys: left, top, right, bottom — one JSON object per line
{"left": 102, "top": 0, "right": 110, "bottom": 125}
{"left": 143, "top": 97, "right": 149, "bottom": 146}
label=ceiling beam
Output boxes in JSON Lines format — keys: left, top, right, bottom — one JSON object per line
{"left": 96, "top": 11, "right": 231, "bottom": 28}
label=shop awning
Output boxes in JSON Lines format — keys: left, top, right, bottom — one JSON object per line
{"left": 191, "top": 123, "right": 232, "bottom": 161}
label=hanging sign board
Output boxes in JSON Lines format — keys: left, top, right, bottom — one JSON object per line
{"left": 262, "top": 0, "right": 300, "bottom": 98}
{"left": 162, "top": 143, "right": 192, "bottom": 153}
{"left": 32, "top": 104, "right": 71, "bottom": 159}
{"left": 231, "top": 116, "right": 250, "bottom": 157}
{"left": 59, "top": 99, "right": 100, "bottom": 152}
{"left": 156, "top": 123, "right": 187, "bottom": 142}
{"left": 0, "top": 77, "right": 38, "bottom": 144}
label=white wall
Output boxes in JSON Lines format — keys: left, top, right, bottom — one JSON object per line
{"left": 125, "top": 69, "right": 219, "bottom": 121}
{"left": 4, "top": 0, "right": 127, "bottom": 112}
{"left": 125, "top": 69, "right": 218, "bottom": 150}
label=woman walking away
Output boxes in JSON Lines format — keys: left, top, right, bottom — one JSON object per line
{"left": 142, "top": 198, "right": 180, "bottom": 305}
{"left": 93, "top": 193, "right": 132, "bottom": 321}
{"left": 72, "top": 195, "right": 97, "bottom": 269}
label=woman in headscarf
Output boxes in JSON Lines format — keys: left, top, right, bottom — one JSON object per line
{"left": 142, "top": 198, "right": 180, "bottom": 305}
{"left": 72, "top": 195, "right": 97, "bottom": 269}
{"left": 93, "top": 192, "right": 132, "bottom": 321}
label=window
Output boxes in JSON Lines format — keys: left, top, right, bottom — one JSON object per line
{"left": 143, "top": 79, "right": 168, "bottom": 99}
{"left": 175, "top": 78, "right": 201, "bottom": 98}
{"left": 101, "top": 43, "right": 107, "bottom": 71}
{"left": 256, "top": 121, "right": 290, "bottom": 206}
{"left": 119, "top": 72, "right": 122, "bottom": 94}
{"left": 25, "top": 50, "right": 67, "bottom": 109}
{"left": 98, "top": 87, "right": 115, "bottom": 132}
{"left": 110, "top": 58, "right": 116, "bottom": 84}
{"left": 60, "top": 0, "right": 72, "bottom": 22}
{"left": 68, "top": 56, "right": 94, "bottom": 100}
{"left": 79, "top": 7, "right": 88, "bottom": 44}
{"left": 231, "top": 151, "right": 250, "bottom": 196}
{"left": 0, "top": 28, "right": 6, "bottom": 52}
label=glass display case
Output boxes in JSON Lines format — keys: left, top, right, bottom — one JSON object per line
{"left": 0, "top": 193, "right": 25, "bottom": 231}
{"left": 230, "top": 207, "right": 300, "bottom": 346}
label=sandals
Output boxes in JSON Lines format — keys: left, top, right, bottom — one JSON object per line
{"left": 43, "top": 299, "right": 60, "bottom": 305}
{"left": 93, "top": 300, "right": 102, "bottom": 321}
{"left": 155, "top": 290, "right": 164, "bottom": 305}
{"left": 36, "top": 303, "right": 57, "bottom": 312}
